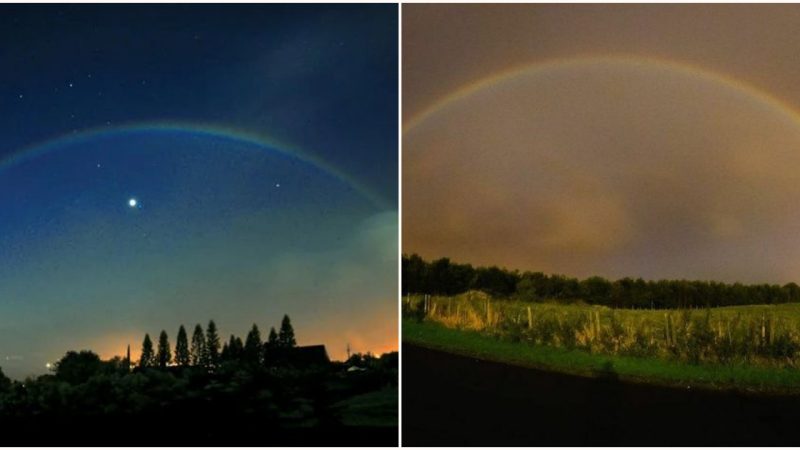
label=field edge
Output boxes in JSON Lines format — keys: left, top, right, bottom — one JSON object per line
{"left": 403, "top": 319, "right": 800, "bottom": 396}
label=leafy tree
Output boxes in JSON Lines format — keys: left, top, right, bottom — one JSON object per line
{"left": 204, "top": 320, "right": 221, "bottom": 368}
{"left": 157, "top": 330, "right": 172, "bottom": 368}
{"left": 402, "top": 254, "right": 800, "bottom": 309}
{"left": 175, "top": 325, "right": 190, "bottom": 367}
{"left": 140, "top": 334, "right": 155, "bottom": 368}
{"left": 55, "top": 350, "right": 104, "bottom": 383}
{"left": 190, "top": 324, "right": 205, "bottom": 366}
{"left": 278, "top": 315, "right": 297, "bottom": 348}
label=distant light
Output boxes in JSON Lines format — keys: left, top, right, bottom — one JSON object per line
{"left": 128, "top": 198, "right": 137, "bottom": 208}
{"left": 45, "top": 362, "right": 52, "bottom": 369}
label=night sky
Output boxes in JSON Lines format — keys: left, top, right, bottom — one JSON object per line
{"left": 1, "top": 4, "right": 397, "bottom": 379}
{"left": 404, "top": 4, "right": 800, "bottom": 285}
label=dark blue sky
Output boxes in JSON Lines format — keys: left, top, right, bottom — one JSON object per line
{"left": 0, "top": 4, "right": 397, "bottom": 379}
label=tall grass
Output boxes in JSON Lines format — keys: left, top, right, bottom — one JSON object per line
{"left": 403, "top": 292, "right": 800, "bottom": 368}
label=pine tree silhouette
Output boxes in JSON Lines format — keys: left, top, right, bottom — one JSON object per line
{"left": 157, "top": 330, "right": 172, "bottom": 368}
{"left": 263, "top": 326, "right": 279, "bottom": 365}
{"left": 204, "top": 320, "right": 221, "bottom": 368}
{"left": 191, "top": 324, "right": 205, "bottom": 367}
{"left": 278, "top": 314, "right": 297, "bottom": 348}
{"left": 244, "top": 323, "right": 262, "bottom": 364}
{"left": 140, "top": 333, "right": 155, "bottom": 368}
{"left": 175, "top": 325, "right": 190, "bottom": 367}
{"left": 268, "top": 327, "right": 279, "bottom": 348}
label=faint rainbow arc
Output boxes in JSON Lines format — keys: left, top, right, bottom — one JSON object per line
{"left": 0, "top": 121, "right": 390, "bottom": 210}
{"left": 404, "top": 54, "right": 800, "bottom": 133}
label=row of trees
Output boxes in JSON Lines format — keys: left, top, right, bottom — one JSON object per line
{"left": 403, "top": 254, "right": 800, "bottom": 309}
{"left": 138, "top": 315, "right": 296, "bottom": 369}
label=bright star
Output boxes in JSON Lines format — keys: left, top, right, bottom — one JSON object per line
{"left": 128, "top": 198, "right": 138, "bottom": 208}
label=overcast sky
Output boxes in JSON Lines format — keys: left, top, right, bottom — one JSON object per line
{"left": 403, "top": 4, "right": 800, "bottom": 284}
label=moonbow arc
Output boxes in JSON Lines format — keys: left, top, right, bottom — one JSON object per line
{"left": 0, "top": 121, "right": 389, "bottom": 210}
{"left": 404, "top": 55, "right": 800, "bottom": 133}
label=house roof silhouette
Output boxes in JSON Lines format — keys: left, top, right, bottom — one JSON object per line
{"left": 290, "top": 345, "right": 330, "bottom": 366}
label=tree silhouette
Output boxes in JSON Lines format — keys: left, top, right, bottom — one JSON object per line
{"left": 157, "top": 330, "right": 172, "bottom": 368}
{"left": 263, "top": 326, "right": 279, "bottom": 365}
{"left": 223, "top": 334, "right": 243, "bottom": 361}
{"left": 0, "top": 366, "right": 10, "bottom": 393}
{"left": 244, "top": 323, "right": 262, "bottom": 364}
{"left": 279, "top": 315, "right": 297, "bottom": 348}
{"left": 204, "top": 320, "right": 221, "bottom": 368}
{"left": 140, "top": 334, "right": 155, "bottom": 368}
{"left": 234, "top": 336, "right": 244, "bottom": 358}
{"left": 221, "top": 340, "right": 230, "bottom": 361}
{"left": 190, "top": 324, "right": 205, "bottom": 366}
{"left": 175, "top": 325, "right": 190, "bottom": 367}
{"left": 402, "top": 254, "right": 800, "bottom": 309}
{"left": 267, "top": 327, "right": 278, "bottom": 348}
{"left": 55, "top": 350, "right": 104, "bottom": 383}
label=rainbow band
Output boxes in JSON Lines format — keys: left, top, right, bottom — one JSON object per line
{"left": 404, "top": 55, "right": 800, "bottom": 134}
{"left": 0, "top": 121, "right": 389, "bottom": 210}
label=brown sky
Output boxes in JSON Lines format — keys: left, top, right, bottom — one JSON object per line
{"left": 403, "top": 4, "right": 800, "bottom": 283}
{"left": 404, "top": 4, "right": 800, "bottom": 122}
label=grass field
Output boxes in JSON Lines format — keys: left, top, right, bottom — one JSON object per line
{"left": 403, "top": 292, "right": 800, "bottom": 392}
{"left": 333, "top": 386, "right": 398, "bottom": 427}
{"left": 404, "top": 320, "right": 800, "bottom": 394}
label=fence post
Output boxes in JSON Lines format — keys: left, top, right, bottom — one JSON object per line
{"left": 664, "top": 313, "right": 671, "bottom": 347}
{"left": 527, "top": 306, "right": 533, "bottom": 329}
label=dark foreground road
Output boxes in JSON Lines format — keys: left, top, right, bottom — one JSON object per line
{"left": 403, "top": 344, "right": 800, "bottom": 446}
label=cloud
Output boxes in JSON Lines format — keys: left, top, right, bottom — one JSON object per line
{"left": 404, "top": 60, "right": 800, "bottom": 283}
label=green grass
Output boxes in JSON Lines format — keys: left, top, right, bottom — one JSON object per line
{"left": 404, "top": 319, "right": 800, "bottom": 395}
{"left": 405, "top": 292, "right": 800, "bottom": 368}
{"left": 333, "top": 386, "right": 398, "bottom": 427}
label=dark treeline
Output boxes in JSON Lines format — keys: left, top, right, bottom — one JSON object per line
{"left": 136, "top": 315, "right": 300, "bottom": 370}
{"left": 0, "top": 314, "right": 398, "bottom": 445}
{"left": 403, "top": 254, "right": 800, "bottom": 309}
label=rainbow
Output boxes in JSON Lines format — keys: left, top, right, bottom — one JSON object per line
{"left": 0, "top": 121, "right": 390, "bottom": 210}
{"left": 404, "top": 54, "right": 800, "bottom": 133}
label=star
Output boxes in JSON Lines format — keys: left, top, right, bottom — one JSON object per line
{"left": 68, "top": 82, "right": 74, "bottom": 88}
{"left": 275, "top": 183, "right": 281, "bottom": 188}
{"left": 128, "top": 198, "right": 138, "bottom": 208}
{"left": 18, "top": 93, "right": 23, "bottom": 99}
